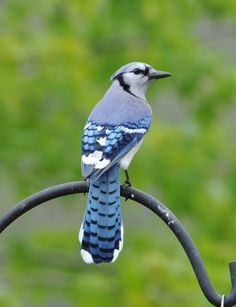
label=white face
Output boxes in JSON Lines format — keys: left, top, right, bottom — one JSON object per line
{"left": 120, "top": 63, "right": 154, "bottom": 100}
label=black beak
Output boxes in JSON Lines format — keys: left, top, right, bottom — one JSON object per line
{"left": 149, "top": 70, "right": 172, "bottom": 80}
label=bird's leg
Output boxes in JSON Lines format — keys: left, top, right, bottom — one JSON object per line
{"left": 124, "top": 170, "right": 132, "bottom": 187}
{"left": 123, "top": 170, "right": 132, "bottom": 202}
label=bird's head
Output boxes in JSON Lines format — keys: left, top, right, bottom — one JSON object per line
{"left": 111, "top": 62, "right": 171, "bottom": 100}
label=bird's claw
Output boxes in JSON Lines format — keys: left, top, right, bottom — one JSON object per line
{"left": 124, "top": 179, "right": 132, "bottom": 187}
{"left": 122, "top": 181, "right": 132, "bottom": 201}
{"left": 124, "top": 170, "right": 132, "bottom": 187}
{"left": 83, "top": 177, "right": 90, "bottom": 196}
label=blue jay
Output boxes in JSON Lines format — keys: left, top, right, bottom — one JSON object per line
{"left": 80, "top": 62, "right": 171, "bottom": 264}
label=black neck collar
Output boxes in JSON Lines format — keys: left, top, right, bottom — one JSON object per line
{"left": 116, "top": 75, "right": 138, "bottom": 99}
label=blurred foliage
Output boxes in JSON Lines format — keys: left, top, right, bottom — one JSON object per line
{"left": 0, "top": 0, "right": 236, "bottom": 306}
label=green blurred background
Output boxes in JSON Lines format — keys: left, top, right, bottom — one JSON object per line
{"left": 0, "top": 1, "right": 236, "bottom": 306}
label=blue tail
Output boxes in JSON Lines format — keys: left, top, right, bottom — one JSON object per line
{"left": 79, "top": 164, "right": 123, "bottom": 264}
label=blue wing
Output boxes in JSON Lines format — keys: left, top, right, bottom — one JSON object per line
{"left": 81, "top": 116, "right": 152, "bottom": 180}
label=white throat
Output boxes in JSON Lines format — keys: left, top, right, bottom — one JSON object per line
{"left": 122, "top": 74, "right": 151, "bottom": 100}
{"left": 128, "top": 82, "right": 148, "bottom": 100}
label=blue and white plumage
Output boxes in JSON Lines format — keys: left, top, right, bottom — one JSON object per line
{"left": 80, "top": 62, "right": 171, "bottom": 264}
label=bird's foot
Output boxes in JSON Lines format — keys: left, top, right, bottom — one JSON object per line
{"left": 123, "top": 181, "right": 131, "bottom": 202}
{"left": 124, "top": 179, "right": 132, "bottom": 187}
{"left": 124, "top": 170, "right": 132, "bottom": 187}
{"left": 83, "top": 177, "right": 90, "bottom": 195}
{"left": 123, "top": 170, "right": 132, "bottom": 201}
{"left": 123, "top": 187, "right": 130, "bottom": 201}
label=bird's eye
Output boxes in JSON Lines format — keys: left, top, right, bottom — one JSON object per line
{"left": 132, "top": 68, "right": 144, "bottom": 75}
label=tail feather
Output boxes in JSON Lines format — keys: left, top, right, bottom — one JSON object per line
{"left": 79, "top": 164, "right": 123, "bottom": 264}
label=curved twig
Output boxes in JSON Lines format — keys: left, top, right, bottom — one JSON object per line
{"left": 0, "top": 181, "right": 235, "bottom": 306}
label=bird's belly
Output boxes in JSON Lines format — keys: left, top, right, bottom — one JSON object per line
{"left": 120, "top": 140, "right": 143, "bottom": 170}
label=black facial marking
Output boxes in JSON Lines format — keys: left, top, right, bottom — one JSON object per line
{"left": 117, "top": 75, "right": 137, "bottom": 98}
{"left": 114, "top": 66, "right": 150, "bottom": 99}
{"left": 117, "top": 75, "right": 130, "bottom": 92}
{"left": 144, "top": 65, "right": 149, "bottom": 76}
{"left": 131, "top": 66, "right": 150, "bottom": 76}
{"left": 132, "top": 68, "right": 144, "bottom": 75}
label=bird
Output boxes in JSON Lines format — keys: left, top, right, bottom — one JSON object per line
{"left": 79, "top": 62, "right": 171, "bottom": 264}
